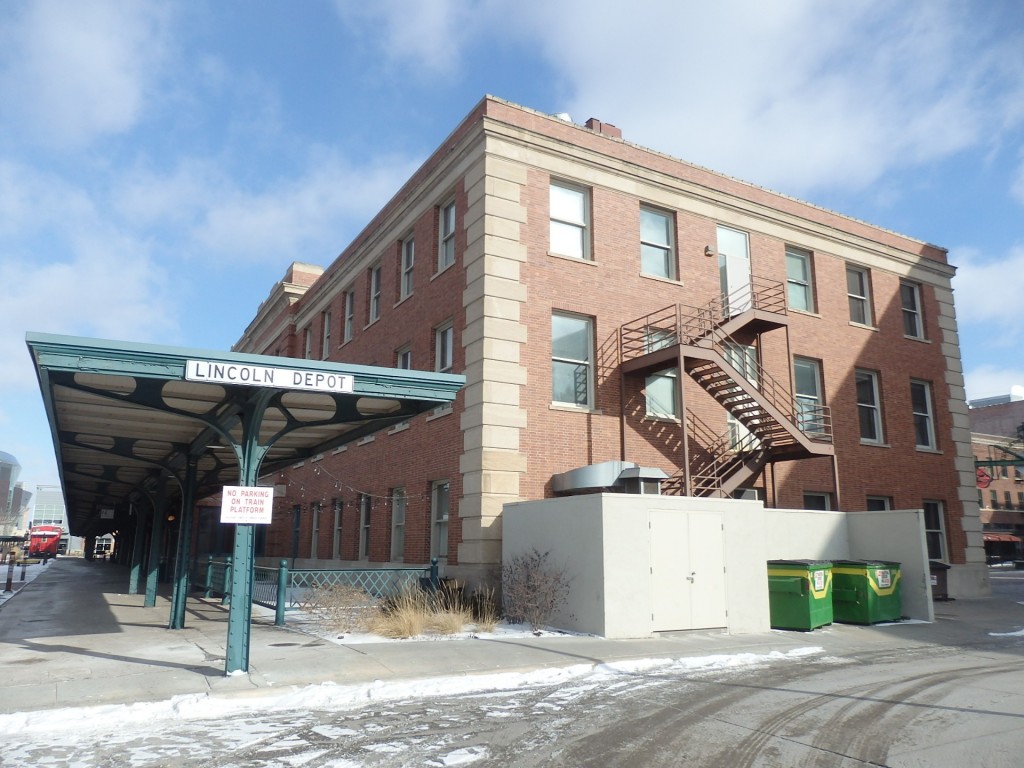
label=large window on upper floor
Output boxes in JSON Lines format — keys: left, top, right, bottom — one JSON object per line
{"left": 549, "top": 182, "right": 589, "bottom": 259}
{"left": 342, "top": 290, "right": 355, "bottom": 343}
{"left": 910, "top": 379, "right": 936, "bottom": 450}
{"left": 320, "top": 309, "right": 332, "bottom": 359}
{"left": 552, "top": 312, "right": 593, "bottom": 408}
{"left": 847, "top": 265, "right": 873, "bottom": 326}
{"left": 794, "top": 357, "right": 825, "bottom": 435}
{"left": 640, "top": 206, "right": 675, "bottom": 279}
{"left": 855, "top": 369, "right": 884, "bottom": 443}
{"left": 400, "top": 236, "right": 415, "bottom": 300}
{"left": 303, "top": 327, "right": 313, "bottom": 359}
{"left": 901, "top": 281, "right": 925, "bottom": 339}
{"left": 645, "top": 368, "right": 679, "bottom": 419}
{"left": 368, "top": 264, "right": 382, "bottom": 323}
{"left": 439, "top": 200, "right": 456, "bottom": 270}
{"left": 785, "top": 246, "right": 815, "bottom": 312}
{"left": 435, "top": 322, "right": 454, "bottom": 374}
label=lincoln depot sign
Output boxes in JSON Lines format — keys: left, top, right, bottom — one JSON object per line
{"left": 220, "top": 485, "right": 274, "bottom": 525}
{"left": 186, "top": 360, "right": 354, "bottom": 394}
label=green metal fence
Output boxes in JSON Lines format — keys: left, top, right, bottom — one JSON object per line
{"left": 202, "top": 556, "right": 436, "bottom": 626}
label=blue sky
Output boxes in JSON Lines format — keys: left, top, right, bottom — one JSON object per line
{"left": 2, "top": 0, "right": 1023, "bottom": 497}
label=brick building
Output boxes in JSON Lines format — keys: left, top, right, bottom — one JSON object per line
{"left": 233, "top": 96, "right": 985, "bottom": 597}
{"left": 970, "top": 396, "right": 1024, "bottom": 561}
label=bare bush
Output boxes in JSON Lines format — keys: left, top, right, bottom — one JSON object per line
{"left": 501, "top": 549, "right": 571, "bottom": 632}
{"left": 469, "top": 585, "right": 501, "bottom": 633}
{"left": 305, "top": 583, "right": 378, "bottom": 633}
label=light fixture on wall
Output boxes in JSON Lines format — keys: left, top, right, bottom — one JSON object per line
{"left": 704, "top": 245, "right": 715, "bottom": 257}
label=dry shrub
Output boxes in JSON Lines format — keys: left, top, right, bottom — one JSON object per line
{"left": 502, "top": 549, "right": 570, "bottom": 632}
{"left": 367, "top": 587, "right": 430, "bottom": 638}
{"left": 305, "top": 583, "right": 378, "bottom": 633}
{"left": 469, "top": 586, "right": 501, "bottom": 633}
{"left": 427, "top": 602, "right": 473, "bottom": 635}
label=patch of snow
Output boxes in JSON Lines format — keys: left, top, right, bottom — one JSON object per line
{"left": 428, "top": 746, "right": 489, "bottom": 766}
{"left": 989, "top": 627, "right": 1024, "bottom": 637}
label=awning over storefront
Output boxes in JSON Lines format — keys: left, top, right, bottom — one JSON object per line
{"left": 983, "top": 532, "right": 1021, "bottom": 543}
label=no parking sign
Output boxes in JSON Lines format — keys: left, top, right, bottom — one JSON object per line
{"left": 220, "top": 486, "right": 274, "bottom": 525}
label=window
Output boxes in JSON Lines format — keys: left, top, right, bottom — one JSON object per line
{"left": 368, "top": 264, "right": 382, "bottom": 323}
{"left": 847, "top": 266, "right": 872, "bottom": 326}
{"left": 786, "top": 247, "right": 814, "bottom": 312}
{"left": 901, "top": 281, "right": 924, "bottom": 339}
{"left": 310, "top": 501, "right": 321, "bottom": 558}
{"left": 551, "top": 313, "right": 593, "bottom": 407}
{"left": 922, "top": 500, "right": 946, "bottom": 560}
{"left": 343, "top": 290, "right": 355, "bottom": 343}
{"left": 549, "top": 182, "right": 589, "bottom": 259}
{"left": 1017, "top": 491, "right": 1024, "bottom": 510}
{"left": 866, "top": 496, "right": 891, "bottom": 511}
{"left": 640, "top": 206, "right": 674, "bottom": 278}
{"left": 1006, "top": 490, "right": 1014, "bottom": 510}
{"left": 645, "top": 368, "right": 679, "bottom": 419}
{"left": 303, "top": 328, "right": 313, "bottom": 359}
{"left": 320, "top": 310, "right": 332, "bottom": 359}
{"left": 400, "top": 237, "right": 415, "bottom": 299}
{"left": 794, "top": 357, "right": 825, "bottom": 434}
{"left": 396, "top": 345, "right": 412, "bottom": 370}
{"left": 431, "top": 480, "right": 450, "bottom": 559}
{"left": 331, "top": 498, "right": 342, "bottom": 559}
{"left": 358, "top": 494, "right": 371, "bottom": 560}
{"left": 803, "top": 492, "right": 831, "bottom": 511}
{"left": 439, "top": 200, "right": 456, "bottom": 270}
{"left": 435, "top": 322, "right": 454, "bottom": 373}
{"left": 910, "top": 379, "right": 936, "bottom": 449}
{"left": 990, "top": 489, "right": 999, "bottom": 510}
{"left": 855, "top": 369, "right": 883, "bottom": 443}
{"left": 391, "top": 488, "right": 406, "bottom": 561}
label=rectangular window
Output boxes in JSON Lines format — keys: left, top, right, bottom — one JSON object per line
{"left": 803, "top": 492, "right": 831, "bottom": 511}
{"left": 785, "top": 247, "right": 814, "bottom": 312}
{"left": 396, "top": 345, "right": 412, "bottom": 370}
{"left": 856, "top": 369, "right": 883, "bottom": 443}
{"left": 549, "top": 182, "right": 589, "bottom": 259}
{"left": 320, "top": 310, "right": 332, "bottom": 359}
{"left": 358, "top": 494, "right": 371, "bottom": 560}
{"left": 1006, "top": 490, "right": 1014, "bottom": 510}
{"left": 391, "top": 487, "right": 406, "bottom": 562}
{"left": 910, "top": 379, "right": 936, "bottom": 449}
{"left": 991, "top": 489, "right": 1000, "bottom": 509}
{"left": 368, "top": 264, "right": 382, "bottom": 323}
{"left": 1017, "top": 491, "right": 1024, "bottom": 510}
{"left": 847, "top": 266, "right": 873, "bottom": 326}
{"left": 431, "top": 480, "right": 450, "bottom": 559}
{"left": 866, "top": 496, "right": 891, "bottom": 511}
{"left": 435, "top": 322, "right": 454, "bottom": 373}
{"left": 645, "top": 368, "right": 679, "bottom": 419}
{"left": 400, "top": 237, "right": 415, "bottom": 299}
{"left": 303, "top": 328, "right": 313, "bottom": 360}
{"left": 640, "top": 206, "right": 674, "bottom": 278}
{"left": 922, "top": 500, "right": 946, "bottom": 560}
{"left": 901, "top": 281, "right": 924, "bottom": 339}
{"left": 310, "top": 501, "right": 321, "bottom": 559}
{"left": 551, "top": 313, "right": 593, "bottom": 407}
{"left": 331, "top": 498, "right": 342, "bottom": 559}
{"left": 343, "top": 290, "right": 355, "bottom": 343}
{"left": 794, "top": 357, "right": 825, "bottom": 434}
{"left": 439, "top": 200, "right": 456, "bottom": 270}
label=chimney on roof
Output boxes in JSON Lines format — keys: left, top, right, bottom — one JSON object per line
{"left": 585, "top": 117, "right": 621, "bottom": 139}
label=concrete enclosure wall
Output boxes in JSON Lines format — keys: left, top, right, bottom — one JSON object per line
{"left": 503, "top": 494, "right": 934, "bottom": 638}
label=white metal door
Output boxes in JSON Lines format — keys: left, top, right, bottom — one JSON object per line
{"left": 717, "top": 225, "right": 752, "bottom": 316}
{"left": 650, "top": 510, "right": 727, "bottom": 631}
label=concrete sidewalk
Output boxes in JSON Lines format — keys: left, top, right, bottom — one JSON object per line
{"left": 1, "top": 558, "right": 1022, "bottom": 715}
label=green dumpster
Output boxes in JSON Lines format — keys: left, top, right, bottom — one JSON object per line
{"left": 831, "top": 560, "right": 902, "bottom": 624}
{"left": 767, "top": 560, "right": 833, "bottom": 630}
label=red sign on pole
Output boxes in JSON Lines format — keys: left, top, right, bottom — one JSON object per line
{"left": 976, "top": 467, "right": 992, "bottom": 489}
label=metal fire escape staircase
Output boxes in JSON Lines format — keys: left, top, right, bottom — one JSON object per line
{"left": 620, "top": 277, "right": 834, "bottom": 497}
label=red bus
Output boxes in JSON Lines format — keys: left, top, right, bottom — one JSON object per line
{"left": 28, "top": 525, "right": 62, "bottom": 558}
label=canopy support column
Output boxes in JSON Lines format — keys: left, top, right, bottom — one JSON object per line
{"left": 144, "top": 491, "right": 167, "bottom": 608}
{"left": 169, "top": 458, "right": 198, "bottom": 629}
{"left": 128, "top": 503, "right": 145, "bottom": 595}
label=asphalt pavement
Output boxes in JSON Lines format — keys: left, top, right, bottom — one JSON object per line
{"left": 1, "top": 557, "right": 1023, "bottom": 718}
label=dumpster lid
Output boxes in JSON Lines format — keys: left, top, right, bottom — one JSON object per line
{"left": 833, "top": 560, "right": 900, "bottom": 567}
{"left": 768, "top": 559, "right": 832, "bottom": 567}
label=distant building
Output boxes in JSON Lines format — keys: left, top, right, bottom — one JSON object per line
{"left": 0, "top": 451, "right": 21, "bottom": 535}
{"left": 233, "top": 96, "right": 985, "bottom": 597}
{"left": 970, "top": 395, "right": 1024, "bottom": 561}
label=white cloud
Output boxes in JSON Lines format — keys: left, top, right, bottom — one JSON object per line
{"left": 333, "top": 0, "right": 483, "bottom": 75}
{"left": 951, "top": 245, "right": 1024, "bottom": 328}
{"left": 964, "top": 366, "right": 1024, "bottom": 403}
{"left": 0, "top": 0, "right": 173, "bottom": 147}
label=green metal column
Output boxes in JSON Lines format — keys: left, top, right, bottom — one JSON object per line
{"left": 128, "top": 503, "right": 146, "bottom": 595}
{"left": 169, "top": 459, "right": 198, "bottom": 630}
{"left": 144, "top": 492, "right": 167, "bottom": 608}
{"left": 224, "top": 390, "right": 273, "bottom": 675}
